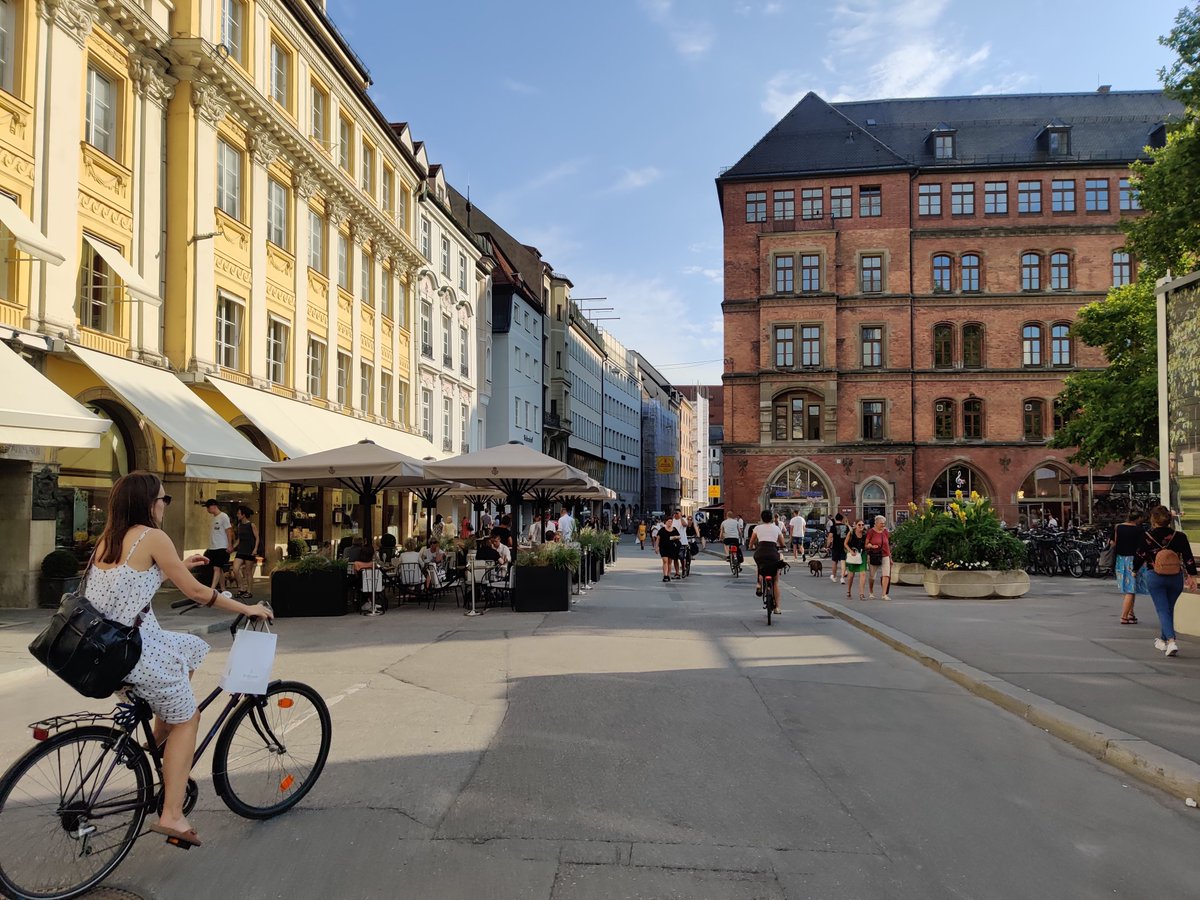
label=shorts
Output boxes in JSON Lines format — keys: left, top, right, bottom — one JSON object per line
{"left": 660, "top": 542, "right": 678, "bottom": 559}
{"left": 205, "top": 548, "right": 230, "bottom": 569}
{"left": 754, "top": 552, "right": 782, "bottom": 578}
{"left": 870, "top": 556, "right": 892, "bottom": 576}
{"left": 235, "top": 553, "right": 256, "bottom": 562}
{"left": 790, "top": 537, "right": 803, "bottom": 547}
{"left": 724, "top": 537, "right": 740, "bottom": 547}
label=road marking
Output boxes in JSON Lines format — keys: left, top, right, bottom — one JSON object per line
{"left": 279, "top": 681, "right": 369, "bottom": 736}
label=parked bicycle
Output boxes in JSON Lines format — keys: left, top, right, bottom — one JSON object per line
{"left": 0, "top": 602, "right": 332, "bottom": 900}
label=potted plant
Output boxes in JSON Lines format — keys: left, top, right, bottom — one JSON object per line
{"left": 914, "top": 492, "right": 1029, "bottom": 599}
{"left": 889, "top": 501, "right": 939, "bottom": 585}
{"left": 270, "top": 553, "right": 348, "bottom": 617}
{"left": 576, "top": 527, "right": 610, "bottom": 580}
{"left": 40, "top": 549, "right": 82, "bottom": 608}
{"left": 513, "top": 543, "right": 580, "bottom": 612}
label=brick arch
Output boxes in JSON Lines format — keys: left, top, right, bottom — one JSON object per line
{"left": 72, "top": 387, "right": 156, "bottom": 472}
{"left": 761, "top": 457, "right": 837, "bottom": 519}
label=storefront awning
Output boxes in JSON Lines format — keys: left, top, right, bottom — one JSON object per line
{"left": 70, "top": 346, "right": 270, "bottom": 481}
{"left": 0, "top": 196, "right": 64, "bottom": 266}
{"left": 0, "top": 343, "right": 108, "bottom": 448}
{"left": 82, "top": 235, "right": 160, "bottom": 306}
{"left": 204, "top": 376, "right": 441, "bottom": 460}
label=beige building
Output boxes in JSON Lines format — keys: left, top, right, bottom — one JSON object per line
{"left": 679, "top": 394, "right": 697, "bottom": 515}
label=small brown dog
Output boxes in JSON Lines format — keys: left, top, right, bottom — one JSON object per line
{"left": 808, "top": 559, "right": 823, "bottom": 576}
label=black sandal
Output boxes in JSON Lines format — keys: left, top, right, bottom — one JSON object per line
{"left": 1120, "top": 615, "right": 1137, "bottom": 624}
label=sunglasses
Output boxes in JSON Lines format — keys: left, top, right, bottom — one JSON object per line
{"left": 156, "top": 495, "right": 172, "bottom": 506}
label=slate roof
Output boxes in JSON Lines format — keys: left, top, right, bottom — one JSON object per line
{"left": 720, "top": 90, "right": 1183, "bottom": 181}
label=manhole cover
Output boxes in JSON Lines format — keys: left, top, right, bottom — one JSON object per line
{"left": 82, "top": 889, "right": 144, "bottom": 899}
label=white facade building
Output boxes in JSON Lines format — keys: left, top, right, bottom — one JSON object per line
{"left": 567, "top": 304, "right": 605, "bottom": 481}
{"left": 490, "top": 291, "right": 544, "bottom": 448}
{"left": 602, "top": 331, "right": 642, "bottom": 528}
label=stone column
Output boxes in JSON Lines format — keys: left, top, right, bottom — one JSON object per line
{"left": 188, "top": 80, "right": 229, "bottom": 371}
{"left": 291, "top": 173, "right": 315, "bottom": 391}
{"left": 348, "top": 224, "right": 364, "bottom": 413}
{"left": 325, "top": 199, "right": 345, "bottom": 402}
{"left": 247, "top": 133, "right": 278, "bottom": 384}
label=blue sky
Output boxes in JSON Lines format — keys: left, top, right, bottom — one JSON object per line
{"left": 328, "top": 0, "right": 1184, "bottom": 385}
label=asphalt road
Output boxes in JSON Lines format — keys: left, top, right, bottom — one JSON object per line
{"left": 1, "top": 546, "right": 1197, "bottom": 899}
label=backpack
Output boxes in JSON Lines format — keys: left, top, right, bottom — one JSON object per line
{"left": 1151, "top": 532, "right": 1183, "bottom": 576}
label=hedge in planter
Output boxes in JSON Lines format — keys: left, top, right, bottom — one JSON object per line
{"left": 271, "top": 554, "right": 348, "bottom": 617}
{"left": 513, "top": 544, "right": 580, "bottom": 612}
{"left": 910, "top": 493, "right": 1028, "bottom": 598}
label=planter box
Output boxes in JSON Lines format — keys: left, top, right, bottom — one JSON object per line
{"left": 589, "top": 555, "right": 605, "bottom": 581}
{"left": 513, "top": 566, "right": 571, "bottom": 612}
{"left": 39, "top": 575, "right": 82, "bottom": 609}
{"left": 923, "top": 569, "right": 1030, "bottom": 599}
{"left": 270, "top": 569, "right": 348, "bottom": 617}
{"left": 890, "top": 562, "right": 926, "bottom": 586}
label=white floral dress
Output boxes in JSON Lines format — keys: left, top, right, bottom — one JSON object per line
{"left": 85, "top": 529, "right": 210, "bottom": 724}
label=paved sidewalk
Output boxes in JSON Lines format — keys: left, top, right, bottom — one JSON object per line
{"left": 782, "top": 564, "right": 1200, "bottom": 801}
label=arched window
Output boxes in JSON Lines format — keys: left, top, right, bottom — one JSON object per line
{"left": 932, "top": 254, "right": 952, "bottom": 292}
{"left": 1050, "top": 252, "right": 1070, "bottom": 290}
{"left": 963, "top": 398, "right": 983, "bottom": 439}
{"left": 1021, "top": 252, "right": 1041, "bottom": 290}
{"left": 934, "top": 398, "right": 955, "bottom": 440}
{"left": 960, "top": 253, "right": 981, "bottom": 292}
{"left": 1050, "top": 323, "right": 1072, "bottom": 367}
{"left": 773, "top": 392, "right": 822, "bottom": 442}
{"left": 765, "top": 460, "right": 832, "bottom": 521}
{"left": 1022, "top": 324, "right": 1043, "bottom": 367}
{"left": 1112, "top": 250, "right": 1132, "bottom": 287}
{"left": 933, "top": 323, "right": 953, "bottom": 368}
{"left": 962, "top": 323, "right": 983, "bottom": 369}
{"left": 1023, "top": 399, "right": 1045, "bottom": 441}
{"left": 929, "top": 465, "right": 986, "bottom": 502}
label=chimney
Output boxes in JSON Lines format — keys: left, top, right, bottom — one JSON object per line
{"left": 1097, "top": 85, "right": 1111, "bottom": 93}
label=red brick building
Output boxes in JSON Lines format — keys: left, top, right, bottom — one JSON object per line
{"left": 716, "top": 90, "right": 1179, "bottom": 527}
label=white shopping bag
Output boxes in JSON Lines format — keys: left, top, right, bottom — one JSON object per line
{"left": 220, "top": 624, "right": 277, "bottom": 695}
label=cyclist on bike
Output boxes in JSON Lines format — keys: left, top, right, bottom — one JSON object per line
{"left": 749, "top": 509, "right": 786, "bottom": 615}
{"left": 85, "top": 472, "right": 272, "bottom": 849}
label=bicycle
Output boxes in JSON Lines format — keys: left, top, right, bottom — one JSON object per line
{"left": 0, "top": 601, "right": 332, "bottom": 900}
{"left": 728, "top": 542, "right": 743, "bottom": 578}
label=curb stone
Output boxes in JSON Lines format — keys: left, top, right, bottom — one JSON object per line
{"left": 791, "top": 585, "right": 1200, "bottom": 805}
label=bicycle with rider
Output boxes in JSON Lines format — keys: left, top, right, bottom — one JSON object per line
{"left": 748, "top": 509, "right": 786, "bottom": 614}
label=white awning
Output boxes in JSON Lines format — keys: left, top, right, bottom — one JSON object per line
{"left": 205, "top": 376, "right": 441, "bottom": 460}
{"left": 71, "top": 346, "right": 270, "bottom": 481}
{"left": 83, "top": 235, "right": 160, "bottom": 306}
{"left": 0, "top": 195, "right": 64, "bottom": 265}
{"left": 0, "top": 343, "right": 108, "bottom": 448}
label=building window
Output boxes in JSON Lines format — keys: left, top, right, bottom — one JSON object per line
{"left": 360, "top": 250, "right": 373, "bottom": 305}
{"left": 831, "top": 186, "right": 852, "bottom": 218}
{"left": 380, "top": 269, "right": 393, "bottom": 319}
{"left": 381, "top": 166, "right": 394, "bottom": 215}
{"left": 1051, "top": 323, "right": 1072, "bottom": 366}
{"left": 216, "top": 294, "right": 244, "bottom": 369}
{"left": 934, "top": 400, "right": 954, "bottom": 440}
{"left": 459, "top": 326, "right": 469, "bottom": 375}
{"left": 800, "top": 254, "right": 820, "bottom": 292}
{"left": 960, "top": 253, "right": 980, "bottom": 292}
{"left": 267, "top": 319, "right": 288, "bottom": 385}
{"left": 420, "top": 217, "right": 431, "bottom": 259}
{"left": 397, "top": 188, "right": 408, "bottom": 231}
{"left": 270, "top": 40, "right": 290, "bottom": 108}
{"left": 220, "top": 0, "right": 244, "bottom": 63}
{"left": 398, "top": 379, "right": 409, "bottom": 424}
{"left": 933, "top": 324, "right": 953, "bottom": 369}
{"left": 380, "top": 372, "right": 392, "bottom": 420}
{"left": 1050, "top": 252, "right": 1070, "bottom": 290}
{"left": 1051, "top": 179, "right": 1075, "bottom": 212}
{"left": 338, "top": 116, "right": 352, "bottom": 173}
{"left": 860, "top": 185, "right": 881, "bottom": 217}
{"left": 801, "top": 187, "right": 823, "bottom": 219}
{"left": 266, "top": 177, "right": 288, "bottom": 249}
{"left": 0, "top": 0, "right": 16, "bottom": 94}
{"left": 774, "top": 255, "right": 793, "bottom": 293}
{"left": 772, "top": 190, "right": 794, "bottom": 220}
{"left": 310, "top": 83, "right": 327, "bottom": 143}
{"left": 336, "top": 232, "right": 349, "bottom": 290}
{"left": 860, "top": 255, "right": 883, "bottom": 293}
{"left": 84, "top": 66, "right": 117, "bottom": 158}
{"left": 951, "top": 183, "right": 974, "bottom": 215}
{"left": 962, "top": 323, "right": 983, "bottom": 369}
{"left": 984, "top": 181, "right": 1007, "bottom": 214}
{"left": 441, "top": 314, "right": 452, "bottom": 367}
{"left": 861, "top": 326, "right": 883, "bottom": 367}
{"left": 1023, "top": 399, "right": 1045, "bottom": 441}
{"left": 1021, "top": 252, "right": 1041, "bottom": 291}
{"left": 800, "top": 325, "right": 821, "bottom": 366}
{"left": 1017, "top": 180, "right": 1041, "bottom": 213}
{"left": 77, "top": 239, "right": 115, "bottom": 332}
{"left": 963, "top": 399, "right": 983, "bottom": 440}
{"left": 774, "top": 326, "right": 794, "bottom": 367}
{"left": 934, "top": 133, "right": 955, "bottom": 159}
{"left": 216, "top": 139, "right": 241, "bottom": 219}
{"left": 306, "top": 337, "right": 324, "bottom": 397}
{"left": 773, "top": 393, "right": 822, "bottom": 441}
{"left": 745, "top": 191, "right": 766, "bottom": 223}
{"left": 1112, "top": 250, "right": 1132, "bottom": 287}
{"left": 335, "top": 352, "right": 351, "bottom": 406}
{"left": 421, "top": 389, "right": 432, "bottom": 438}
{"left": 861, "top": 401, "right": 885, "bottom": 440}
{"left": 1085, "top": 178, "right": 1109, "bottom": 211}
{"left": 932, "top": 254, "right": 952, "bottom": 292}
{"left": 1119, "top": 177, "right": 1140, "bottom": 210}
{"left": 360, "top": 362, "right": 373, "bottom": 412}
{"left": 513, "top": 397, "right": 520, "bottom": 427}
{"left": 918, "top": 184, "right": 941, "bottom": 216}
{"left": 458, "top": 252, "right": 468, "bottom": 292}
{"left": 361, "top": 142, "right": 374, "bottom": 194}
{"left": 1047, "top": 129, "right": 1069, "bottom": 157}
{"left": 308, "top": 209, "right": 324, "bottom": 272}
{"left": 1022, "top": 324, "right": 1043, "bottom": 367}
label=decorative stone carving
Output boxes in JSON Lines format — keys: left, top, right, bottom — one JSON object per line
{"left": 293, "top": 172, "right": 317, "bottom": 200}
{"left": 191, "top": 81, "right": 230, "bottom": 126}
{"left": 249, "top": 132, "right": 280, "bottom": 168}
{"left": 32, "top": 466, "right": 59, "bottom": 520}
{"left": 326, "top": 200, "right": 347, "bottom": 229}
{"left": 39, "top": 0, "right": 96, "bottom": 49}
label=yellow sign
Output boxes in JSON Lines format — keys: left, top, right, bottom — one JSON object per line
{"left": 708, "top": 485, "right": 721, "bottom": 498}
{"left": 656, "top": 455, "right": 675, "bottom": 474}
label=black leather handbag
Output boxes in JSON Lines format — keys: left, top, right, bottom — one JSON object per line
{"left": 28, "top": 563, "right": 146, "bottom": 700}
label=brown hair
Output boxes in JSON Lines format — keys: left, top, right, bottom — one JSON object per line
{"left": 96, "top": 471, "right": 161, "bottom": 565}
{"left": 1148, "top": 505, "right": 1173, "bottom": 528}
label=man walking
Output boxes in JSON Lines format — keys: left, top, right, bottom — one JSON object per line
{"left": 558, "top": 506, "right": 575, "bottom": 542}
{"left": 204, "top": 498, "right": 234, "bottom": 592}
{"left": 788, "top": 511, "right": 807, "bottom": 561}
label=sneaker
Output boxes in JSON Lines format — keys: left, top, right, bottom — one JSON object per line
{"left": 1166, "top": 641, "right": 1179, "bottom": 657}
{"left": 882, "top": 595, "right": 891, "bottom": 601}
{"left": 830, "top": 574, "right": 836, "bottom": 582}
{"left": 840, "top": 577, "right": 846, "bottom": 585}
{"left": 1154, "top": 638, "right": 1167, "bottom": 652}
{"left": 868, "top": 594, "right": 875, "bottom": 600}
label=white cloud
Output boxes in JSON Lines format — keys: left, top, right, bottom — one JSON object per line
{"left": 639, "top": 0, "right": 714, "bottom": 58}
{"left": 762, "top": 71, "right": 813, "bottom": 119}
{"left": 611, "top": 166, "right": 663, "bottom": 192}
{"left": 683, "top": 265, "right": 724, "bottom": 285}
{"left": 502, "top": 77, "right": 540, "bottom": 96}
{"left": 763, "top": 1, "right": 784, "bottom": 14}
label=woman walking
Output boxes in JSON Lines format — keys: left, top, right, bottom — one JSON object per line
{"left": 637, "top": 520, "right": 647, "bottom": 550}
{"left": 658, "top": 515, "right": 681, "bottom": 582}
{"left": 1134, "top": 505, "right": 1197, "bottom": 657}
{"left": 865, "top": 515, "right": 892, "bottom": 600}
{"left": 827, "top": 513, "right": 849, "bottom": 584}
{"left": 844, "top": 519, "right": 869, "bottom": 601}
{"left": 232, "top": 505, "right": 258, "bottom": 599}
{"left": 1112, "top": 511, "right": 1145, "bottom": 624}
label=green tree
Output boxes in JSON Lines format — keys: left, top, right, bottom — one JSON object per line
{"left": 1049, "top": 278, "right": 1158, "bottom": 466}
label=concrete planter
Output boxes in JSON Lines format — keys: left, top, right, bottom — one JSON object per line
{"left": 890, "top": 562, "right": 926, "bottom": 586}
{"left": 923, "top": 568, "right": 1030, "bottom": 599}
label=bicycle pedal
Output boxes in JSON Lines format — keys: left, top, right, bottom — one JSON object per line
{"left": 165, "top": 835, "right": 194, "bottom": 850}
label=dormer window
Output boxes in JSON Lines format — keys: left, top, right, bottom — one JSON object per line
{"left": 929, "top": 123, "right": 956, "bottom": 160}
{"left": 1042, "top": 120, "right": 1071, "bottom": 156}
{"left": 1149, "top": 123, "right": 1167, "bottom": 150}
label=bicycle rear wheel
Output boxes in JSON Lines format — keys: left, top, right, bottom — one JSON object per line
{"left": 765, "top": 579, "right": 773, "bottom": 626}
{"left": 0, "top": 726, "right": 152, "bottom": 900}
{"left": 212, "top": 681, "right": 331, "bottom": 820}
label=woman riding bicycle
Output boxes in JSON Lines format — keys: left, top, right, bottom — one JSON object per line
{"left": 86, "top": 472, "right": 271, "bottom": 849}
{"left": 748, "top": 509, "right": 786, "bottom": 614}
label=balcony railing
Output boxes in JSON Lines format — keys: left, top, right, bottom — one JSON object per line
{"left": 442, "top": 354, "right": 453, "bottom": 368}
{"left": 460, "top": 364, "right": 470, "bottom": 377}
{"left": 460, "top": 442, "right": 470, "bottom": 454}
{"left": 421, "top": 343, "right": 433, "bottom": 359}
{"left": 442, "top": 437, "right": 453, "bottom": 452}
{"left": 544, "top": 411, "right": 561, "bottom": 429}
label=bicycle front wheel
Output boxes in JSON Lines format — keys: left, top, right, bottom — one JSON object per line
{"left": 0, "top": 726, "right": 152, "bottom": 900}
{"left": 212, "top": 681, "right": 331, "bottom": 820}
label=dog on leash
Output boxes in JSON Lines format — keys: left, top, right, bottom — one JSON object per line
{"left": 808, "top": 558, "right": 824, "bottom": 577}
